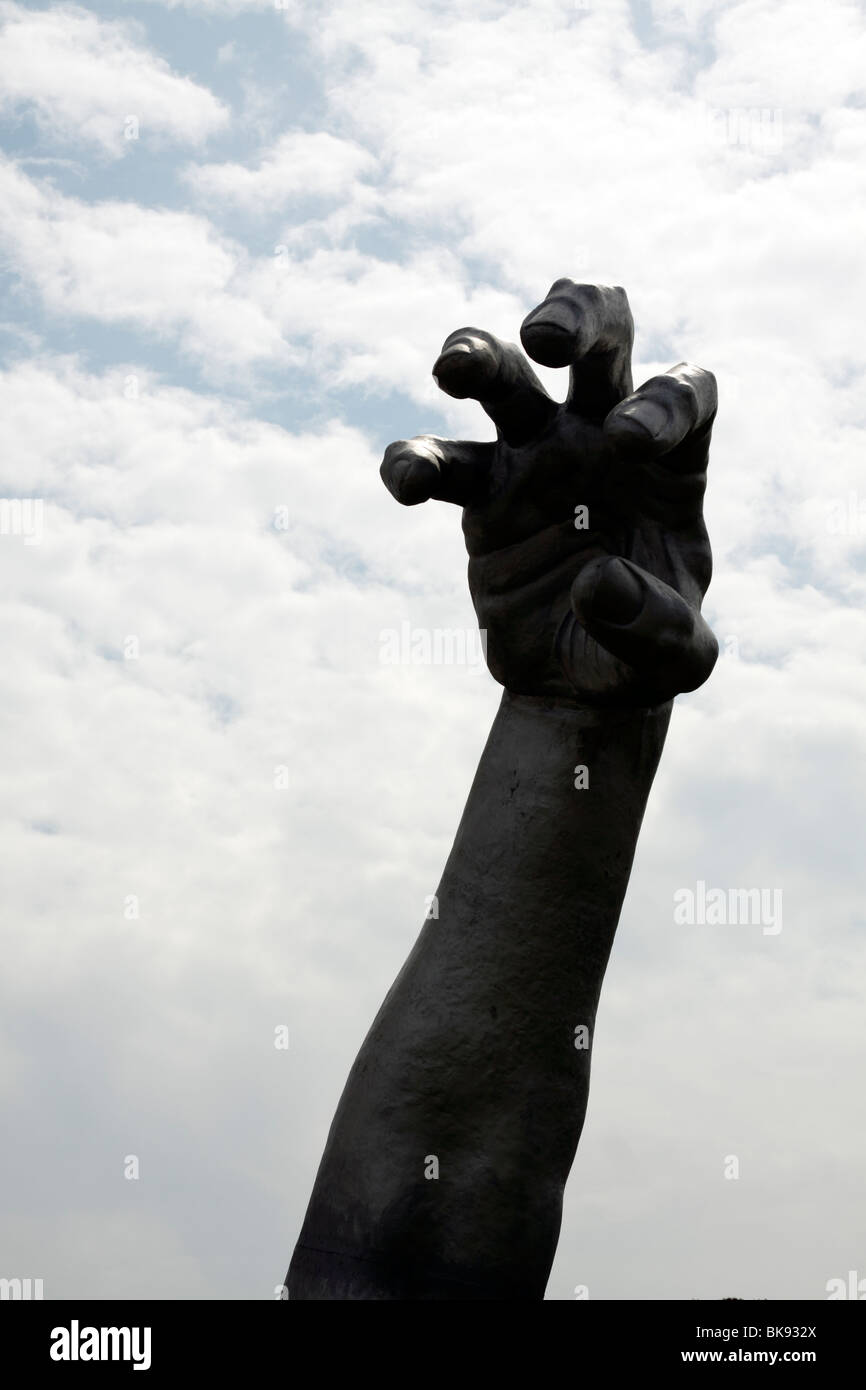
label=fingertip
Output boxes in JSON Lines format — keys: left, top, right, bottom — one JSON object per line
{"left": 571, "top": 556, "right": 719, "bottom": 697}
{"left": 519, "top": 298, "right": 583, "bottom": 368}
{"left": 432, "top": 332, "right": 499, "bottom": 400}
{"left": 519, "top": 321, "right": 574, "bottom": 369}
{"left": 380, "top": 453, "right": 438, "bottom": 506}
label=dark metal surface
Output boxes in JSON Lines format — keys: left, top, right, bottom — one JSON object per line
{"left": 286, "top": 280, "right": 718, "bottom": 1299}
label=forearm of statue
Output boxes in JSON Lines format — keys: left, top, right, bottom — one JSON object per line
{"left": 286, "top": 280, "right": 718, "bottom": 1300}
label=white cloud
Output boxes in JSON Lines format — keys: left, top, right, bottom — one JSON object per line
{"left": 702, "top": 0, "right": 866, "bottom": 110}
{"left": 0, "top": 160, "right": 286, "bottom": 374}
{"left": 0, "top": 159, "right": 528, "bottom": 404}
{"left": 186, "top": 130, "right": 377, "bottom": 211}
{"left": 0, "top": 1, "right": 228, "bottom": 157}
{"left": 0, "top": 357, "right": 496, "bottom": 1294}
{"left": 138, "top": 0, "right": 278, "bottom": 9}
{"left": 251, "top": 242, "right": 533, "bottom": 407}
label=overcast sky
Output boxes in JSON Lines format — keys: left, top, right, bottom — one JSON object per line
{"left": 1, "top": 0, "right": 865, "bottom": 1301}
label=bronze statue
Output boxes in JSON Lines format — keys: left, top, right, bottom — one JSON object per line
{"left": 286, "top": 279, "right": 718, "bottom": 1299}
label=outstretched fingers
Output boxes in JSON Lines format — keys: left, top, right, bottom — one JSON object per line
{"left": 570, "top": 555, "right": 718, "bottom": 697}
{"left": 380, "top": 435, "right": 494, "bottom": 508}
{"left": 520, "top": 280, "right": 634, "bottom": 421}
{"left": 433, "top": 328, "right": 557, "bottom": 447}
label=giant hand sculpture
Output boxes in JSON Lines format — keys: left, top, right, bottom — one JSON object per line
{"left": 286, "top": 280, "right": 718, "bottom": 1300}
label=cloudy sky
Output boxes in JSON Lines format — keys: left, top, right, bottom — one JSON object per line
{"left": 1, "top": 0, "right": 864, "bottom": 1301}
